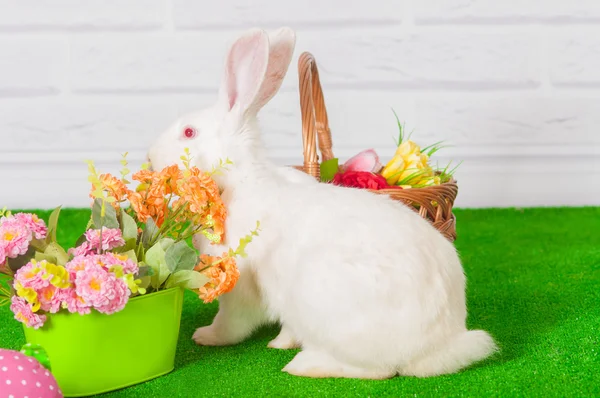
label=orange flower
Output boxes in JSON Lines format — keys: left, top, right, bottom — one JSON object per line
{"left": 168, "top": 167, "right": 227, "bottom": 242}
{"left": 189, "top": 168, "right": 220, "bottom": 198}
{"left": 100, "top": 174, "right": 128, "bottom": 199}
{"left": 177, "top": 177, "right": 209, "bottom": 214}
{"left": 196, "top": 253, "right": 239, "bottom": 303}
{"left": 157, "top": 165, "right": 182, "bottom": 195}
{"left": 207, "top": 202, "right": 226, "bottom": 240}
{"left": 92, "top": 163, "right": 226, "bottom": 235}
{"left": 132, "top": 169, "right": 155, "bottom": 184}
{"left": 128, "top": 187, "right": 167, "bottom": 226}
{"left": 90, "top": 173, "right": 130, "bottom": 210}
{"left": 128, "top": 168, "right": 178, "bottom": 226}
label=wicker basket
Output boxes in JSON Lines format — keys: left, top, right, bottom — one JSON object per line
{"left": 291, "top": 52, "right": 459, "bottom": 242}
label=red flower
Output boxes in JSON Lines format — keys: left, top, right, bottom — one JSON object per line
{"left": 332, "top": 171, "right": 400, "bottom": 190}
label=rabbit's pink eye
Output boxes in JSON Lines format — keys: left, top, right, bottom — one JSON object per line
{"left": 183, "top": 127, "right": 196, "bottom": 139}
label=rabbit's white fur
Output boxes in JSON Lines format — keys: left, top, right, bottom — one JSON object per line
{"left": 148, "top": 27, "right": 497, "bottom": 379}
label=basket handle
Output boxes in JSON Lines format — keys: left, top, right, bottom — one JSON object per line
{"left": 298, "top": 52, "right": 334, "bottom": 178}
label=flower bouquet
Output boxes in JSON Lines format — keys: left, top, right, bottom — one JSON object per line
{"left": 319, "top": 111, "right": 460, "bottom": 191}
{"left": 0, "top": 150, "right": 258, "bottom": 397}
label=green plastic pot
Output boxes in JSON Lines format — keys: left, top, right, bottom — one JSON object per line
{"left": 22, "top": 286, "right": 185, "bottom": 397}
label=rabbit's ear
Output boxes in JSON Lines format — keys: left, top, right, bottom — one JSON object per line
{"left": 219, "top": 28, "right": 270, "bottom": 115}
{"left": 252, "top": 27, "right": 296, "bottom": 111}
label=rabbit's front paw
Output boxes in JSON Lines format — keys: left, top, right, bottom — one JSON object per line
{"left": 192, "top": 326, "right": 235, "bottom": 346}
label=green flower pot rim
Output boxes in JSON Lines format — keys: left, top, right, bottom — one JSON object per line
{"left": 21, "top": 285, "right": 185, "bottom": 328}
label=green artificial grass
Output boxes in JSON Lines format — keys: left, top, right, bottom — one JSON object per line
{"left": 1, "top": 207, "right": 599, "bottom": 397}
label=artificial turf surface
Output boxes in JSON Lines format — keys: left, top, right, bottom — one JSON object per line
{"left": 1, "top": 207, "right": 599, "bottom": 397}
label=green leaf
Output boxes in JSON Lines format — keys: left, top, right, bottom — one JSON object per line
{"left": 114, "top": 238, "right": 137, "bottom": 254}
{"left": 92, "top": 199, "right": 119, "bottom": 229}
{"left": 44, "top": 242, "right": 69, "bottom": 266}
{"left": 421, "top": 140, "right": 445, "bottom": 154}
{"left": 165, "top": 241, "right": 198, "bottom": 273}
{"left": 144, "top": 240, "right": 173, "bottom": 288}
{"left": 133, "top": 262, "right": 152, "bottom": 291}
{"left": 120, "top": 209, "right": 138, "bottom": 241}
{"left": 159, "top": 238, "right": 175, "bottom": 251}
{"left": 136, "top": 265, "right": 154, "bottom": 278}
{"left": 46, "top": 206, "right": 62, "bottom": 244}
{"left": 166, "top": 270, "right": 209, "bottom": 290}
{"left": 6, "top": 246, "right": 36, "bottom": 272}
{"left": 391, "top": 108, "right": 404, "bottom": 146}
{"left": 120, "top": 249, "right": 138, "bottom": 263}
{"left": 319, "top": 158, "right": 339, "bottom": 183}
{"left": 141, "top": 217, "right": 159, "bottom": 247}
{"left": 395, "top": 168, "right": 431, "bottom": 186}
{"left": 28, "top": 238, "right": 47, "bottom": 253}
{"left": 137, "top": 276, "right": 152, "bottom": 291}
{"left": 74, "top": 233, "right": 88, "bottom": 248}
{"left": 34, "top": 251, "right": 58, "bottom": 264}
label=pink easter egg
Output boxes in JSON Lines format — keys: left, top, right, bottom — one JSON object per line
{"left": 342, "top": 149, "right": 383, "bottom": 173}
{"left": 0, "top": 348, "right": 63, "bottom": 398}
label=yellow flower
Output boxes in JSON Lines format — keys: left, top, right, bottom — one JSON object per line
{"left": 382, "top": 141, "right": 425, "bottom": 184}
{"left": 15, "top": 282, "right": 40, "bottom": 312}
{"left": 394, "top": 140, "right": 420, "bottom": 158}
{"left": 381, "top": 156, "right": 405, "bottom": 184}
{"left": 40, "top": 262, "right": 71, "bottom": 289}
{"left": 381, "top": 139, "right": 442, "bottom": 188}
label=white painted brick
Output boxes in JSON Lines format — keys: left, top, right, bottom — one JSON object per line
{"left": 449, "top": 157, "right": 600, "bottom": 208}
{"left": 292, "top": 29, "right": 541, "bottom": 89}
{"left": 415, "top": 97, "right": 600, "bottom": 147}
{"left": 0, "top": 38, "right": 67, "bottom": 95}
{"left": 70, "top": 29, "right": 540, "bottom": 92}
{"left": 0, "top": 0, "right": 165, "bottom": 30}
{"left": 414, "top": 0, "right": 600, "bottom": 24}
{"left": 0, "top": 97, "right": 181, "bottom": 152}
{"left": 69, "top": 34, "right": 232, "bottom": 92}
{"left": 549, "top": 31, "right": 600, "bottom": 86}
{"left": 173, "top": 0, "right": 401, "bottom": 29}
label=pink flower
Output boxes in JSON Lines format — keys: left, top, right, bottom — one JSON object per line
{"left": 37, "top": 285, "right": 65, "bottom": 313}
{"left": 342, "top": 149, "right": 383, "bottom": 173}
{"left": 74, "top": 263, "right": 130, "bottom": 315}
{"left": 14, "top": 261, "right": 50, "bottom": 291}
{"left": 84, "top": 227, "right": 125, "bottom": 252}
{"left": 96, "top": 276, "right": 129, "bottom": 315}
{"left": 68, "top": 241, "right": 94, "bottom": 257}
{"left": 10, "top": 296, "right": 46, "bottom": 329}
{"left": 101, "top": 253, "right": 139, "bottom": 275}
{"left": 0, "top": 219, "right": 32, "bottom": 259}
{"left": 60, "top": 288, "right": 91, "bottom": 315}
{"left": 13, "top": 213, "right": 47, "bottom": 240}
{"left": 65, "top": 255, "right": 91, "bottom": 280}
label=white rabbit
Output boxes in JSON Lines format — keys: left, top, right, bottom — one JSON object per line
{"left": 147, "top": 27, "right": 498, "bottom": 379}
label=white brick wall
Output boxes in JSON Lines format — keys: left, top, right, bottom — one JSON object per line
{"left": 0, "top": 0, "right": 598, "bottom": 209}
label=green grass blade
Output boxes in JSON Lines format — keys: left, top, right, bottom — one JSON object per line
{"left": 421, "top": 140, "right": 445, "bottom": 153}
{"left": 391, "top": 108, "right": 404, "bottom": 146}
